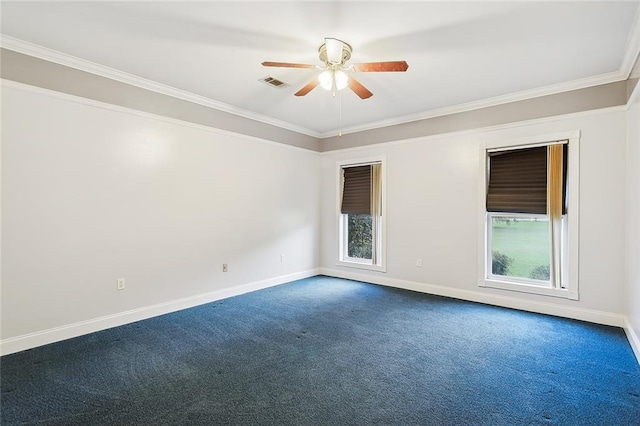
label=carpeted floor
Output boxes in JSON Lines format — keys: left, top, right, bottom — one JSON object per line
{"left": 1, "top": 276, "right": 639, "bottom": 425}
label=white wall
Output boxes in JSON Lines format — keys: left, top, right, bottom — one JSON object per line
{"left": 1, "top": 83, "right": 320, "bottom": 351}
{"left": 320, "top": 109, "right": 628, "bottom": 325}
{"left": 2, "top": 79, "right": 636, "bottom": 356}
{"left": 627, "top": 97, "right": 640, "bottom": 359}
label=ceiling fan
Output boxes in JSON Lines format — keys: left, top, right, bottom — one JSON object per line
{"left": 262, "top": 38, "right": 409, "bottom": 99}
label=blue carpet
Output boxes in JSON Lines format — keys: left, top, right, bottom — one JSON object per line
{"left": 1, "top": 276, "right": 639, "bottom": 425}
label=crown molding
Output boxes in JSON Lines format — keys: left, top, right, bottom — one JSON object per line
{"left": 0, "top": 35, "right": 322, "bottom": 138}
{"left": 2, "top": 79, "right": 320, "bottom": 154}
{"left": 321, "top": 9, "right": 640, "bottom": 139}
{"left": 319, "top": 70, "right": 627, "bottom": 138}
{"left": 2, "top": 29, "right": 636, "bottom": 142}
{"left": 319, "top": 105, "right": 625, "bottom": 155}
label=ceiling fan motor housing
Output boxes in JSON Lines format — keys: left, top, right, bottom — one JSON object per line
{"left": 318, "top": 39, "right": 352, "bottom": 65}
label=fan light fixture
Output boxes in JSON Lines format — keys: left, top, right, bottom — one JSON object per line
{"left": 319, "top": 69, "right": 348, "bottom": 91}
{"left": 261, "top": 37, "right": 408, "bottom": 100}
{"left": 324, "top": 38, "right": 345, "bottom": 64}
{"left": 261, "top": 37, "right": 409, "bottom": 136}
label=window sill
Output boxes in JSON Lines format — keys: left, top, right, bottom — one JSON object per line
{"left": 479, "top": 278, "right": 578, "bottom": 300}
{"left": 336, "top": 260, "right": 386, "bottom": 273}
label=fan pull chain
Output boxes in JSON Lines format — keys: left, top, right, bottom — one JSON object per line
{"left": 339, "top": 90, "right": 342, "bottom": 137}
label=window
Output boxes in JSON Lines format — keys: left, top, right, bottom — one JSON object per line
{"left": 478, "top": 132, "right": 579, "bottom": 299}
{"left": 337, "top": 159, "right": 385, "bottom": 271}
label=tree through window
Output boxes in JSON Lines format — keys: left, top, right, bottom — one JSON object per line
{"left": 485, "top": 141, "right": 569, "bottom": 290}
{"left": 339, "top": 161, "right": 384, "bottom": 270}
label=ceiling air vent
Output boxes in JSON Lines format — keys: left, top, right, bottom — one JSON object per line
{"left": 259, "top": 76, "right": 288, "bottom": 88}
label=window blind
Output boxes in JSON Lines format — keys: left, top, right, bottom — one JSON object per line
{"left": 487, "top": 146, "right": 548, "bottom": 214}
{"left": 341, "top": 165, "right": 372, "bottom": 215}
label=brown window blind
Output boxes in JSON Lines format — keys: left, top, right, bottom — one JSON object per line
{"left": 487, "top": 146, "right": 548, "bottom": 214}
{"left": 341, "top": 165, "right": 372, "bottom": 215}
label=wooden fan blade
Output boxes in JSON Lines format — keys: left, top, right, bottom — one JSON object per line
{"left": 353, "top": 61, "right": 409, "bottom": 72}
{"left": 295, "top": 80, "right": 319, "bottom": 96}
{"left": 262, "top": 61, "right": 316, "bottom": 69}
{"left": 348, "top": 77, "right": 373, "bottom": 99}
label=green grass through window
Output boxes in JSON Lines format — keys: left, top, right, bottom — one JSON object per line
{"left": 491, "top": 218, "right": 550, "bottom": 280}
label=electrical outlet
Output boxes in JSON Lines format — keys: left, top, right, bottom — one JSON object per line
{"left": 416, "top": 259, "right": 422, "bottom": 267}
{"left": 117, "top": 278, "right": 126, "bottom": 290}
{"left": 222, "top": 263, "right": 228, "bottom": 272}
{"left": 280, "top": 254, "right": 285, "bottom": 263}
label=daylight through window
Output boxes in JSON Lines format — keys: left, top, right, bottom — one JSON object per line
{"left": 483, "top": 140, "right": 572, "bottom": 295}
{"left": 338, "top": 161, "right": 384, "bottom": 271}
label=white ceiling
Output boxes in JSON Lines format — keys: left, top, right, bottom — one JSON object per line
{"left": 1, "top": 1, "right": 639, "bottom": 137}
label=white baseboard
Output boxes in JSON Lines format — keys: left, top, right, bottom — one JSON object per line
{"left": 624, "top": 318, "right": 640, "bottom": 366}
{"left": 0, "top": 269, "right": 319, "bottom": 356}
{"left": 4, "top": 269, "right": 632, "bottom": 362}
{"left": 319, "top": 268, "right": 626, "bottom": 327}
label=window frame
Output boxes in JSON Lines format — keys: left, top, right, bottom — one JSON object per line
{"left": 336, "top": 156, "right": 386, "bottom": 272}
{"left": 477, "top": 131, "right": 580, "bottom": 300}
